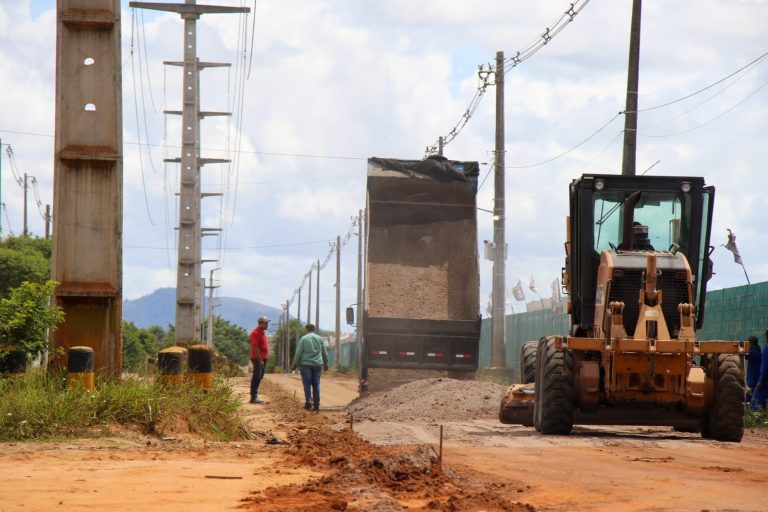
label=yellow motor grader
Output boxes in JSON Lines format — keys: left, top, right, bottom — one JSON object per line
{"left": 500, "top": 174, "right": 746, "bottom": 441}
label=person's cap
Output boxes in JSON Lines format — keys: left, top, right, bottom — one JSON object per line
{"left": 258, "top": 316, "right": 270, "bottom": 323}
{"left": 748, "top": 335, "right": 759, "bottom": 343}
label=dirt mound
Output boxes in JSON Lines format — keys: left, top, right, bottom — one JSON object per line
{"left": 347, "top": 378, "right": 506, "bottom": 423}
{"left": 244, "top": 415, "right": 529, "bottom": 512}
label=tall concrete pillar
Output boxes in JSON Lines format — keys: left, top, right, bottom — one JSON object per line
{"left": 51, "top": 0, "right": 124, "bottom": 376}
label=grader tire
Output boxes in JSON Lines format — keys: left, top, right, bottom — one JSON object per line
{"left": 537, "top": 336, "right": 575, "bottom": 435}
{"left": 533, "top": 337, "right": 547, "bottom": 432}
{"left": 521, "top": 341, "right": 538, "bottom": 384}
{"left": 706, "top": 354, "right": 745, "bottom": 442}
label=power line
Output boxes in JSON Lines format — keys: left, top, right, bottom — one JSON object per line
{"left": 128, "top": 10, "right": 156, "bottom": 225}
{"left": 425, "top": 0, "right": 592, "bottom": 155}
{"left": 640, "top": 75, "right": 768, "bottom": 138}
{"left": 634, "top": 49, "right": 768, "bottom": 113}
{"left": 506, "top": 112, "right": 622, "bottom": 169}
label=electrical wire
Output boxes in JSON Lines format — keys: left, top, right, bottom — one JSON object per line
{"left": 477, "top": 163, "right": 495, "bottom": 192}
{"left": 30, "top": 177, "right": 45, "bottom": 219}
{"left": 128, "top": 9, "right": 156, "bottom": 225}
{"left": 506, "top": 112, "right": 622, "bottom": 169}
{"left": 1, "top": 203, "right": 14, "bottom": 236}
{"left": 245, "top": 0, "right": 258, "bottom": 80}
{"left": 426, "top": 0, "right": 592, "bottom": 155}
{"left": 634, "top": 49, "right": 768, "bottom": 114}
{"left": 138, "top": 8, "right": 161, "bottom": 114}
{"left": 641, "top": 75, "right": 768, "bottom": 138}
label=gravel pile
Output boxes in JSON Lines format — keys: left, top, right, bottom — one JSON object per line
{"left": 347, "top": 378, "right": 506, "bottom": 423}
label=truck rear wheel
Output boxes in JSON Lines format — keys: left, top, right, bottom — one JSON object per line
{"left": 705, "top": 354, "right": 745, "bottom": 442}
{"left": 521, "top": 341, "right": 537, "bottom": 384}
{"left": 536, "top": 336, "right": 574, "bottom": 435}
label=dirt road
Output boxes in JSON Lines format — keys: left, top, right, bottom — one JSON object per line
{"left": 3, "top": 375, "right": 768, "bottom": 511}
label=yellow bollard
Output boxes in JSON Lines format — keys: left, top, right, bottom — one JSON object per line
{"left": 67, "top": 346, "right": 95, "bottom": 391}
{"left": 187, "top": 344, "right": 213, "bottom": 390}
{"left": 158, "top": 347, "right": 187, "bottom": 386}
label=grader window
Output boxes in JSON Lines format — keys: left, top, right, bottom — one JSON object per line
{"left": 594, "top": 191, "right": 691, "bottom": 255}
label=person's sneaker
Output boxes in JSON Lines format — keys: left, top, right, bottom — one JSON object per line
{"left": 304, "top": 403, "right": 312, "bottom": 411}
{"left": 250, "top": 398, "right": 264, "bottom": 404}
{"left": 312, "top": 405, "right": 320, "bottom": 413}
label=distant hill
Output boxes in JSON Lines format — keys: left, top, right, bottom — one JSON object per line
{"left": 123, "top": 288, "right": 281, "bottom": 332}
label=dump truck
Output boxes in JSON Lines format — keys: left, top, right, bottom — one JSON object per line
{"left": 500, "top": 173, "right": 747, "bottom": 441}
{"left": 359, "top": 156, "right": 481, "bottom": 393}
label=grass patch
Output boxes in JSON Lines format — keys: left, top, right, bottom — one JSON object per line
{"left": 0, "top": 369, "right": 246, "bottom": 442}
{"left": 745, "top": 408, "right": 768, "bottom": 430}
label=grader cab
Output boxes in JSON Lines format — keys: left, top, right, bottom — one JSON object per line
{"left": 500, "top": 174, "right": 746, "bottom": 441}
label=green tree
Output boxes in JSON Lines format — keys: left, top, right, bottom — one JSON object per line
{"left": 0, "top": 236, "right": 51, "bottom": 297}
{"left": 267, "top": 318, "right": 305, "bottom": 372}
{"left": 211, "top": 317, "right": 249, "bottom": 366}
{"left": 0, "top": 280, "right": 63, "bottom": 358}
{"left": 121, "top": 321, "right": 147, "bottom": 371}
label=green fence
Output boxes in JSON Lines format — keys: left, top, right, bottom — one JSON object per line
{"left": 698, "top": 281, "right": 768, "bottom": 343}
{"left": 478, "top": 280, "right": 768, "bottom": 381}
{"left": 327, "top": 341, "right": 357, "bottom": 368}
{"left": 479, "top": 309, "right": 570, "bottom": 381}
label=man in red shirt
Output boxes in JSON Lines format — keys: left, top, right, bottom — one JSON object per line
{"left": 249, "top": 316, "right": 270, "bottom": 404}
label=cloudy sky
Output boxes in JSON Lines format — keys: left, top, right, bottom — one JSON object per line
{"left": 1, "top": 0, "right": 766, "bottom": 331}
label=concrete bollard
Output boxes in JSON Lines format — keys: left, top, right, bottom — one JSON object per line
{"left": 67, "top": 346, "right": 94, "bottom": 391}
{"left": 158, "top": 347, "right": 187, "bottom": 386}
{"left": 187, "top": 344, "right": 213, "bottom": 391}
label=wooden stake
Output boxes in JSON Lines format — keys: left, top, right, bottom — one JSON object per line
{"left": 439, "top": 425, "right": 443, "bottom": 467}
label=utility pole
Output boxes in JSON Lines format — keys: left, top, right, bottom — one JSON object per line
{"left": 315, "top": 257, "right": 320, "bottom": 329}
{"left": 437, "top": 136, "right": 444, "bottom": 157}
{"left": 284, "top": 299, "right": 290, "bottom": 369}
{"left": 355, "top": 210, "right": 363, "bottom": 352}
{"left": 206, "top": 267, "right": 220, "bottom": 346}
{"left": 23, "top": 173, "right": 28, "bottom": 237}
{"left": 621, "top": 0, "right": 642, "bottom": 177}
{"left": 334, "top": 235, "right": 341, "bottom": 369}
{"left": 307, "top": 267, "right": 312, "bottom": 326}
{"left": 295, "top": 287, "right": 302, "bottom": 350}
{"left": 45, "top": 204, "right": 51, "bottom": 240}
{"left": 491, "top": 51, "right": 507, "bottom": 370}
{"left": 130, "top": 1, "right": 249, "bottom": 345}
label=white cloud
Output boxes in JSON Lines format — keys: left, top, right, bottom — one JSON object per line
{"left": 1, "top": 0, "right": 767, "bottom": 330}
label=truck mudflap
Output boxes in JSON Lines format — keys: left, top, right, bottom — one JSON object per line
{"left": 364, "top": 316, "right": 480, "bottom": 371}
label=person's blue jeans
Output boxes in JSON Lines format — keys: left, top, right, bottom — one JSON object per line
{"left": 250, "top": 359, "right": 265, "bottom": 400}
{"left": 300, "top": 364, "right": 322, "bottom": 407}
{"left": 752, "top": 384, "right": 766, "bottom": 411}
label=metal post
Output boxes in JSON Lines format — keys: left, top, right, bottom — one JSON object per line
{"left": 621, "top": 0, "right": 642, "bottom": 177}
{"left": 45, "top": 204, "right": 51, "bottom": 240}
{"left": 315, "top": 257, "right": 320, "bottom": 329}
{"left": 491, "top": 51, "right": 507, "bottom": 368}
{"left": 285, "top": 299, "right": 290, "bottom": 368}
{"left": 23, "top": 173, "right": 28, "bottom": 237}
{"left": 335, "top": 235, "right": 341, "bottom": 369}
{"left": 355, "top": 210, "right": 363, "bottom": 352}
{"left": 206, "top": 267, "right": 220, "bottom": 346}
{"left": 307, "top": 267, "right": 312, "bottom": 325}
{"left": 438, "top": 136, "right": 444, "bottom": 157}
{"left": 296, "top": 288, "right": 302, "bottom": 350}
